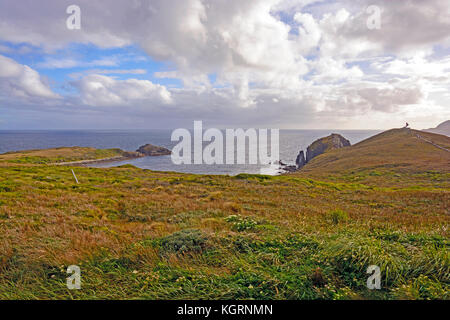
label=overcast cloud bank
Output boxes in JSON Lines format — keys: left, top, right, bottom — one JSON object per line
{"left": 0, "top": 0, "right": 449, "bottom": 129}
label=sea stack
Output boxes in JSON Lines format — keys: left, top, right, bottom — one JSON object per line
{"left": 295, "top": 150, "right": 307, "bottom": 169}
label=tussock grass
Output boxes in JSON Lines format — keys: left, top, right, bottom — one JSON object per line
{"left": 0, "top": 130, "right": 448, "bottom": 299}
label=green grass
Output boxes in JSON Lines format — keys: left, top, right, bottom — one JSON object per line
{"left": 0, "top": 163, "right": 447, "bottom": 300}
{"left": 0, "top": 147, "right": 128, "bottom": 164}
{"left": 0, "top": 130, "right": 448, "bottom": 300}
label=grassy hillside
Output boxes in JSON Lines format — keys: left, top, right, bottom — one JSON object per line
{"left": 298, "top": 128, "right": 450, "bottom": 187}
{"left": 0, "top": 129, "right": 448, "bottom": 300}
{"left": 0, "top": 147, "right": 128, "bottom": 165}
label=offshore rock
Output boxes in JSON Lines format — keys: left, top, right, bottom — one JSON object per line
{"left": 136, "top": 144, "right": 172, "bottom": 156}
{"left": 295, "top": 150, "right": 306, "bottom": 169}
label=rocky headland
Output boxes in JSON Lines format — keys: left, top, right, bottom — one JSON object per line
{"left": 291, "top": 134, "right": 351, "bottom": 171}
{"left": 277, "top": 133, "right": 350, "bottom": 173}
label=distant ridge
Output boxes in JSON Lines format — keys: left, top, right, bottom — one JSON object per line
{"left": 423, "top": 120, "right": 450, "bottom": 136}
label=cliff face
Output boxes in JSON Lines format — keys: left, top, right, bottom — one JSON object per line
{"left": 296, "top": 134, "right": 351, "bottom": 170}
{"left": 306, "top": 134, "right": 351, "bottom": 163}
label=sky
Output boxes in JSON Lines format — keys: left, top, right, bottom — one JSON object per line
{"left": 0, "top": 0, "right": 449, "bottom": 130}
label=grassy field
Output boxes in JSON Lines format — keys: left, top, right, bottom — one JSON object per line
{"left": 0, "top": 147, "right": 130, "bottom": 165}
{"left": 0, "top": 129, "right": 448, "bottom": 299}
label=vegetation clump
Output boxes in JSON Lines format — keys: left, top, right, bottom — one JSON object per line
{"left": 159, "top": 230, "right": 209, "bottom": 255}
{"left": 225, "top": 215, "right": 258, "bottom": 232}
{"left": 326, "top": 209, "right": 349, "bottom": 225}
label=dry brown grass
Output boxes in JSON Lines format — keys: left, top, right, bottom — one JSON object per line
{"left": 296, "top": 128, "right": 450, "bottom": 188}
{"left": 0, "top": 146, "right": 126, "bottom": 165}
{"left": 0, "top": 128, "right": 448, "bottom": 299}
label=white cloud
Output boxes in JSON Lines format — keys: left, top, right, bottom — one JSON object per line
{"left": 0, "top": 54, "right": 59, "bottom": 100}
{"left": 74, "top": 74, "right": 172, "bottom": 107}
{"left": 0, "top": 0, "right": 449, "bottom": 128}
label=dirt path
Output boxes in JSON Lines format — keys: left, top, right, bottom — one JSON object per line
{"left": 50, "top": 156, "right": 139, "bottom": 166}
{"left": 415, "top": 133, "right": 450, "bottom": 152}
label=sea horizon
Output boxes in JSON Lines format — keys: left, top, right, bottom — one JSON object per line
{"left": 0, "top": 129, "right": 381, "bottom": 175}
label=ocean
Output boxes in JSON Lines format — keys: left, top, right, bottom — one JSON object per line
{"left": 0, "top": 129, "right": 380, "bottom": 175}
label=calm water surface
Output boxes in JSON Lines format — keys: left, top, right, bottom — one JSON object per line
{"left": 0, "top": 130, "right": 380, "bottom": 175}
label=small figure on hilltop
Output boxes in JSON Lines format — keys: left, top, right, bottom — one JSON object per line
{"left": 404, "top": 122, "right": 409, "bottom": 128}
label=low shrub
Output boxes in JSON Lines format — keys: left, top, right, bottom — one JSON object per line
{"left": 326, "top": 209, "right": 349, "bottom": 225}
{"left": 159, "top": 230, "right": 208, "bottom": 255}
{"left": 225, "top": 215, "right": 258, "bottom": 232}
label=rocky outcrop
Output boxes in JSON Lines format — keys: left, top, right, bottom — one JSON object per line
{"left": 278, "top": 161, "right": 298, "bottom": 173}
{"left": 306, "top": 134, "right": 350, "bottom": 162}
{"left": 295, "top": 150, "right": 306, "bottom": 168}
{"left": 136, "top": 144, "right": 171, "bottom": 156}
{"left": 295, "top": 134, "right": 351, "bottom": 170}
{"left": 122, "top": 151, "right": 144, "bottom": 158}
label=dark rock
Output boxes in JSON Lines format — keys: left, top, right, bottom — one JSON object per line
{"left": 283, "top": 165, "right": 298, "bottom": 172}
{"left": 277, "top": 134, "right": 351, "bottom": 174}
{"left": 293, "top": 134, "right": 350, "bottom": 172}
{"left": 136, "top": 144, "right": 171, "bottom": 156}
{"left": 295, "top": 150, "right": 306, "bottom": 169}
{"left": 306, "top": 134, "right": 350, "bottom": 163}
{"left": 122, "top": 151, "right": 144, "bottom": 158}
{"left": 275, "top": 160, "right": 299, "bottom": 173}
